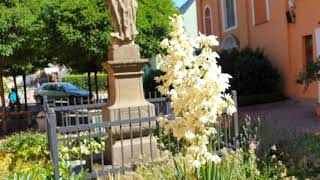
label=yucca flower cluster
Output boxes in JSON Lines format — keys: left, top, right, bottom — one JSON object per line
{"left": 155, "top": 15, "right": 236, "bottom": 168}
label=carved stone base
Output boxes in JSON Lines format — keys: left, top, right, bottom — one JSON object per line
{"left": 105, "top": 136, "right": 159, "bottom": 165}
{"left": 103, "top": 42, "right": 157, "bottom": 167}
{"left": 102, "top": 104, "right": 156, "bottom": 140}
{"left": 108, "top": 44, "right": 140, "bottom": 61}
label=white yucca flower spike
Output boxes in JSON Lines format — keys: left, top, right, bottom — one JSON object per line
{"left": 156, "top": 15, "right": 236, "bottom": 168}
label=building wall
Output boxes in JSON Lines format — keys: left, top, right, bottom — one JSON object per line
{"left": 286, "top": 0, "right": 320, "bottom": 99}
{"left": 182, "top": 0, "right": 199, "bottom": 38}
{"left": 196, "top": 0, "right": 320, "bottom": 99}
{"left": 246, "top": 0, "right": 292, "bottom": 96}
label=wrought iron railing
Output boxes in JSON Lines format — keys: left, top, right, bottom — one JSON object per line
{"left": 44, "top": 91, "right": 239, "bottom": 179}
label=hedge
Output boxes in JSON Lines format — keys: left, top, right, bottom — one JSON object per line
{"left": 237, "top": 92, "right": 287, "bottom": 107}
{"left": 62, "top": 73, "right": 107, "bottom": 91}
{"left": 219, "top": 47, "right": 281, "bottom": 96}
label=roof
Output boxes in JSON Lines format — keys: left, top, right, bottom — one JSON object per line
{"left": 179, "top": 0, "right": 194, "bottom": 14}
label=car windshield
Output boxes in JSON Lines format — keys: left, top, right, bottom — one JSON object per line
{"left": 62, "top": 83, "right": 79, "bottom": 91}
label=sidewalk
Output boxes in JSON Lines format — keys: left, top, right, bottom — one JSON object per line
{"left": 239, "top": 99, "right": 320, "bottom": 132}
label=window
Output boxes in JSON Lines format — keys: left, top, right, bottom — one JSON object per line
{"left": 203, "top": 6, "right": 213, "bottom": 35}
{"left": 304, "top": 35, "right": 314, "bottom": 65}
{"left": 221, "top": 0, "right": 237, "bottom": 32}
{"left": 220, "top": 35, "right": 240, "bottom": 50}
{"left": 42, "top": 85, "right": 49, "bottom": 90}
{"left": 251, "top": 0, "right": 270, "bottom": 25}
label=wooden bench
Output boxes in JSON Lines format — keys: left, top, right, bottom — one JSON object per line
{"left": 1, "top": 111, "right": 32, "bottom": 133}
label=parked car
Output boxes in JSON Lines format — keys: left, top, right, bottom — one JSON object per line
{"left": 34, "top": 82, "right": 90, "bottom": 104}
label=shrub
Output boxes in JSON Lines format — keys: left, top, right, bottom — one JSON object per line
{"left": 143, "top": 66, "right": 164, "bottom": 93}
{"left": 218, "top": 48, "right": 281, "bottom": 96}
{"left": 296, "top": 60, "right": 320, "bottom": 88}
{"left": 237, "top": 92, "right": 286, "bottom": 107}
{"left": 62, "top": 73, "right": 107, "bottom": 91}
{"left": 0, "top": 132, "right": 53, "bottom": 179}
{"left": 0, "top": 131, "right": 97, "bottom": 179}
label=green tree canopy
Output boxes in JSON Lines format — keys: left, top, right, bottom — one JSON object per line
{"left": 0, "top": 0, "right": 48, "bottom": 110}
{"left": 42, "top": 0, "right": 112, "bottom": 73}
{"left": 136, "top": 0, "right": 178, "bottom": 58}
{"left": 43, "top": 0, "right": 178, "bottom": 73}
{"left": 0, "top": 0, "right": 47, "bottom": 73}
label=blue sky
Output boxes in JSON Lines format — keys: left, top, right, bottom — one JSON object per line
{"left": 173, "top": 0, "right": 187, "bottom": 8}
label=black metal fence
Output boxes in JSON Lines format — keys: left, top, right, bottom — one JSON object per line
{"left": 44, "top": 91, "right": 239, "bottom": 179}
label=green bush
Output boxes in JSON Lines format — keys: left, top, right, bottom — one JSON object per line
{"left": 218, "top": 48, "right": 281, "bottom": 96}
{"left": 238, "top": 92, "right": 287, "bottom": 107}
{"left": 62, "top": 73, "right": 107, "bottom": 91}
{"left": 142, "top": 58, "right": 164, "bottom": 93}
{"left": 296, "top": 59, "right": 320, "bottom": 88}
{"left": 0, "top": 132, "right": 53, "bottom": 179}
{"left": 0, "top": 131, "right": 95, "bottom": 179}
{"left": 143, "top": 67, "right": 164, "bottom": 93}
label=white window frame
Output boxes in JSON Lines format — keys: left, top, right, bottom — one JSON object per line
{"left": 220, "top": 0, "right": 238, "bottom": 32}
{"left": 251, "top": 0, "right": 271, "bottom": 26}
{"left": 203, "top": 5, "right": 214, "bottom": 35}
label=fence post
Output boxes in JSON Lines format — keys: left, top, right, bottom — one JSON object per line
{"left": 232, "top": 90, "right": 240, "bottom": 148}
{"left": 48, "top": 108, "right": 60, "bottom": 180}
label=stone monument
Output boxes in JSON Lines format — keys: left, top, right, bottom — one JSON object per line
{"left": 103, "top": 0, "right": 156, "bottom": 165}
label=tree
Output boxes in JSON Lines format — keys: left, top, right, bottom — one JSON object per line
{"left": 42, "top": 0, "right": 112, "bottom": 98}
{"left": 0, "top": 0, "right": 47, "bottom": 113}
{"left": 136, "top": 0, "right": 178, "bottom": 58}
{"left": 42, "top": 0, "right": 178, "bottom": 97}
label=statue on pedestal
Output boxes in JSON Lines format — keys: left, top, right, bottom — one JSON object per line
{"left": 104, "top": 0, "right": 157, "bottom": 165}
{"left": 108, "top": 0, "right": 139, "bottom": 45}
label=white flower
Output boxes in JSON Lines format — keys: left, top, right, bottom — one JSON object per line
{"left": 199, "top": 116, "right": 208, "bottom": 123}
{"left": 160, "top": 38, "right": 170, "bottom": 49}
{"left": 226, "top": 105, "right": 237, "bottom": 115}
{"left": 192, "top": 160, "right": 201, "bottom": 168}
{"left": 185, "top": 131, "right": 196, "bottom": 140}
{"left": 209, "top": 154, "right": 221, "bottom": 164}
{"left": 271, "top": 154, "right": 276, "bottom": 159}
{"left": 271, "top": 145, "right": 277, "bottom": 151}
{"left": 155, "top": 15, "right": 234, "bottom": 169}
{"left": 278, "top": 160, "right": 283, "bottom": 166}
{"left": 255, "top": 170, "right": 260, "bottom": 176}
{"left": 196, "top": 33, "right": 219, "bottom": 47}
{"left": 158, "top": 117, "right": 168, "bottom": 127}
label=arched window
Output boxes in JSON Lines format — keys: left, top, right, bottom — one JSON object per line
{"left": 220, "top": 35, "right": 240, "bottom": 50}
{"left": 203, "top": 6, "right": 213, "bottom": 35}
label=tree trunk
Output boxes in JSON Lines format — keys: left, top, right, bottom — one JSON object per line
{"left": 23, "top": 74, "right": 28, "bottom": 110}
{"left": 13, "top": 76, "right": 18, "bottom": 96}
{"left": 0, "top": 73, "right": 7, "bottom": 133}
{"left": 13, "top": 75, "right": 21, "bottom": 109}
{"left": 87, "top": 72, "right": 92, "bottom": 98}
{"left": 94, "top": 71, "right": 99, "bottom": 100}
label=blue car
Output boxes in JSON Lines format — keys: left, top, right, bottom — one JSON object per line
{"left": 34, "top": 82, "right": 90, "bottom": 104}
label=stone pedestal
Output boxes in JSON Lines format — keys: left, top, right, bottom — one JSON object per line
{"left": 103, "top": 44, "right": 157, "bottom": 164}
{"left": 105, "top": 136, "right": 159, "bottom": 166}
